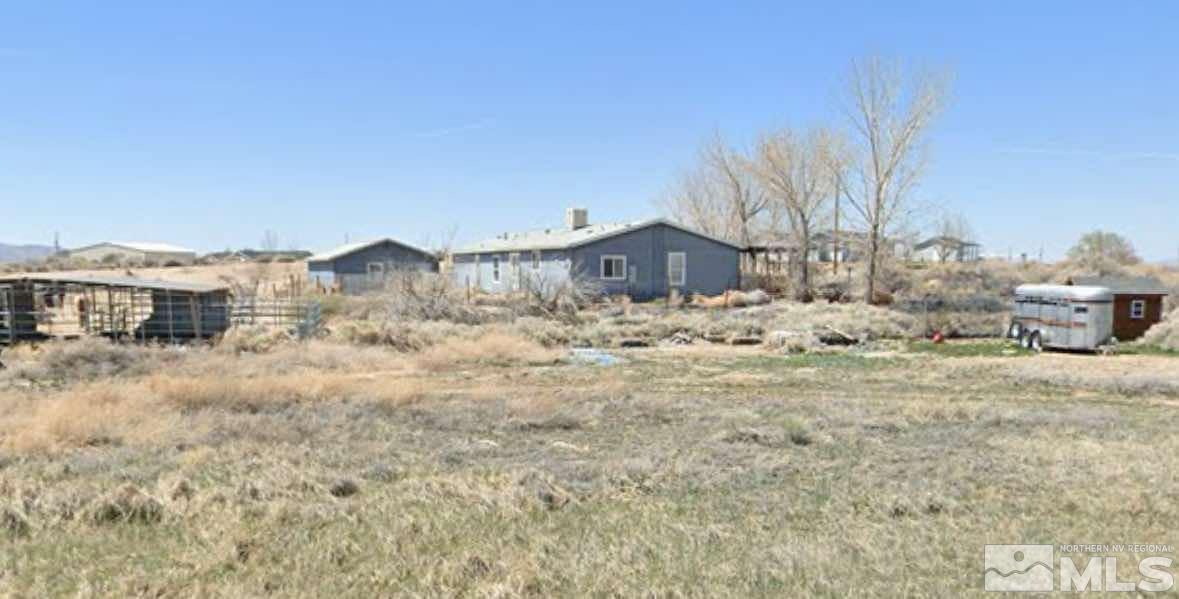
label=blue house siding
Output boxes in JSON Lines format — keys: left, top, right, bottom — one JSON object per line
{"left": 452, "top": 222, "right": 740, "bottom": 300}
{"left": 309, "top": 240, "right": 438, "bottom": 294}
{"left": 571, "top": 225, "right": 739, "bottom": 299}
{"left": 452, "top": 250, "right": 570, "bottom": 294}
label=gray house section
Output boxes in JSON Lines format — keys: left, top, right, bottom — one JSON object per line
{"left": 308, "top": 239, "right": 438, "bottom": 294}
{"left": 451, "top": 218, "right": 742, "bottom": 300}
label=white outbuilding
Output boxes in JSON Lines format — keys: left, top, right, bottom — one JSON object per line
{"left": 68, "top": 242, "right": 197, "bottom": 266}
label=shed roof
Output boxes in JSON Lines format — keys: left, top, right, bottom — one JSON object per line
{"left": 307, "top": 238, "right": 435, "bottom": 263}
{"left": 1069, "top": 276, "right": 1169, "bottom": 295}
{"left": 0, "top": 274, "right": 227, "bottom": 293}
{"left": 71, "top": 242, "right": 197, "bottom": 254}
{"left": 453, "top": 218, "right": 744, "bottom": 255}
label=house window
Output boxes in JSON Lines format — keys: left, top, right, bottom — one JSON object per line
{"left": 600, "top": 255, "right": 626, "bottom": 280}
{"left": 667, "top": 252, "right": 686, "bottom": 286}
{"left": 532, "top": 250, "right": 541, "bottom": 270}
{"left": 367, "top": 262, "right": 385, "bottom": 278}
{"left": 1130, "top": 299, "right": 1146, "bottom": 319}
{"left": 492, "top": 257, "right": 501, "bottom": 283}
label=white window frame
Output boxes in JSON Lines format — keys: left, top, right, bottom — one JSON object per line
{"left": 366, "top": 262, "right": 385, "bottom": 278}
{"left": 600, "top": 255, "right": 627, "bottom": 281}
{"left": 667, "top": 252, "right": 686, "bottom": 286}
{"left": 1130, "top": 299, "right": 1146, "bottom": 319}
{"left": 492, "top": 256, "right": 501, "bottom": 283}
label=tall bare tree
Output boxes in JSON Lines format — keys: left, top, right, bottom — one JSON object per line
{"left": 753, "top": 127, "right": 845, "bottom": 298}
{"left": 663, "top": 168, "right": 727, "bottom": 239}
{"left": 841, "top": 56, "right": 949, "bottom": 302}
{"left": 702, "top": 135, "right": 768, "bottom": 249}
{"left": 663, "top": 135, "right": 768, "bottom": 247}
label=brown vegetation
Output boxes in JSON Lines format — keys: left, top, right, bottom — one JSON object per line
{"left": 0, "top": 337, "right": 1176, "bottom": 595}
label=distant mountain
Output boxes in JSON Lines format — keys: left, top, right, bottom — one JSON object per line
{"left": 0, "top": 243, "right": 55, "bottom": 264}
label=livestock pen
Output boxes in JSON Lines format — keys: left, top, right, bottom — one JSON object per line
{"left": 0, "top": 274, "right": 233, "bottom": 345}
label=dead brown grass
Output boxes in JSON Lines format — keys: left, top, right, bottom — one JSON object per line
{"left": 148, "top": 372, "right": 427, "bottom": 413}
{"left": 0, "top": 382, "right": 176, "bottom": 452}
{"left": 0, "top": 340, "right": 1177, "bottom": 596}
{"left": 414, "top": 330, "right": 560, "bottom": 371}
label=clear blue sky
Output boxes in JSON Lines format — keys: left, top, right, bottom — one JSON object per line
{"left": 2, "top": 1, "right": 1176, "bottom": 261}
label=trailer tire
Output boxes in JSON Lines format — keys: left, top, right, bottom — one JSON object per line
{"left": 1028, "top": 331, "right": 1042, "bottom": 352}
{"left": 1008, "top": 322, "right": 1023, "bottom": 339}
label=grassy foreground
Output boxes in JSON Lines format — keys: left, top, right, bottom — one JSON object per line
{"left": 2, "top": 339, "right": 1178, "bottom": 596}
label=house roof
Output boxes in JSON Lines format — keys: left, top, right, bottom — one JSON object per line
{"left": 0, "top": 273, "right": 227, "bottom": 293}
{"left": 914, "top": 236, "right": 980, "bottom": 251}
{"left": 71, "top": 242, "right": 197, "bottom": 255}
{"left": 307, "top": 238, "right": 435, "bottom": 263}
{"left": 1069, "top": 275, "right": 1170, "bottom": 295}
{"left": 453, "top": 218, "right": 744, "bottom": 255}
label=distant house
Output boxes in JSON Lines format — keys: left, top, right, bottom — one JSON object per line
{"left": 746, "top": 230, "right": 908, "bottom": 271}
{"left": 1068, "top": 275, "right": 1170, "bottom": 341}
{"left": 201, "top": 249, "right": 313, "bottom": 264}
{"left": 307, "top": 239, "right": 438, "bottom": 294}
{"left": 912, "top": 236, "right": 981, "bottom": 263}
{"left": 69, "top": 242, "right": 197, "bottom": 266}
{"left": 450, "top": 208, "right": 743, "bottom": 300}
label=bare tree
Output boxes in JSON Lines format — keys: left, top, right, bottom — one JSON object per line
{"left": 841, "top": 56, "right": 950, "bottom": 302}
{"left": 931, "top": 210, "right": 974, "bottom": 262}
{"left": 1067, "top": 230, "right": 1140, "bottom": 275}
{"left": 662, "top": 135, "right": 768, "bottom": 247}
{"left": 702, "top": 135, "right": 769, "bottom": 248}
{"left": 662, "top": 168, "right": 727, "bottom": 238}
{"left": 753, "top": 127, "right": 844, "bottom": 299}
{"left": 261, "top": 230, "right": 280, "bottom": 252}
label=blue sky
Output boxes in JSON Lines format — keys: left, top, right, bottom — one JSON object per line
{"left": 1, "top": 1, "right": 1176, "bottom": 261}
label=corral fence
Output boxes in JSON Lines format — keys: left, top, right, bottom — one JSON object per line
{"left": 0, "top": 279, "right": 321, "bottom": 346}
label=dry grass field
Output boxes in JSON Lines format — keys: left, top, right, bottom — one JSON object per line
{"left": 2, "top": 332, "right": 1178, "bottom": 596}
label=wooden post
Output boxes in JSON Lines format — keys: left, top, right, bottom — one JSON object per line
{"left": 106, "top": 287, "right": 115, "bottom": 339}
{"left": 138, "top": 288, "right": 147, "bottom": 344}
{"left": 165, "top": 289, "right": 175, "bottom": 344}
{"left": 5, "top": 288, "right": 13, "bottom": 346}
{"left": 188, "top": 295, "right": 202, "bottom": 340}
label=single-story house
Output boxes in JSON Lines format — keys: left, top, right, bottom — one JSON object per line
{"left": 1067, "top": 275, "right": 1170, "bottom": 341}
{"left": 69, "top": 242, "right": 198, "bottom": 266}
{"left": 912, "top": 236, "right": 981, "bottom": 263}
{"left": 307, "top": 238, "right": 438, "bottom": 294}
{"left": 450, "top": 208, "right": 743, "bottom": 300}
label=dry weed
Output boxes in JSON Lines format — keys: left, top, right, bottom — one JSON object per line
{"left": 0, "top": 382, "right": 172, "bottom": 451}
{"left": 1141, "top": 312, "right": 1179, "bottom": 351}
{"left": 415, "top": 331, "right": 560, "bottom": 371}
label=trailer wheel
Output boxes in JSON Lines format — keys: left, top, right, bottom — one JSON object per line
{"left": 1008, "top": 322, "right": 1023, "bottom": 339}
{"left": 1028, "top": 331, "right": 1042, "bottom": 352}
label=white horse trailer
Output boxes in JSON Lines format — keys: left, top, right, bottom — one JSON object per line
{"left": 1008, "top": 284, "right": 1115, "bottom": 351}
